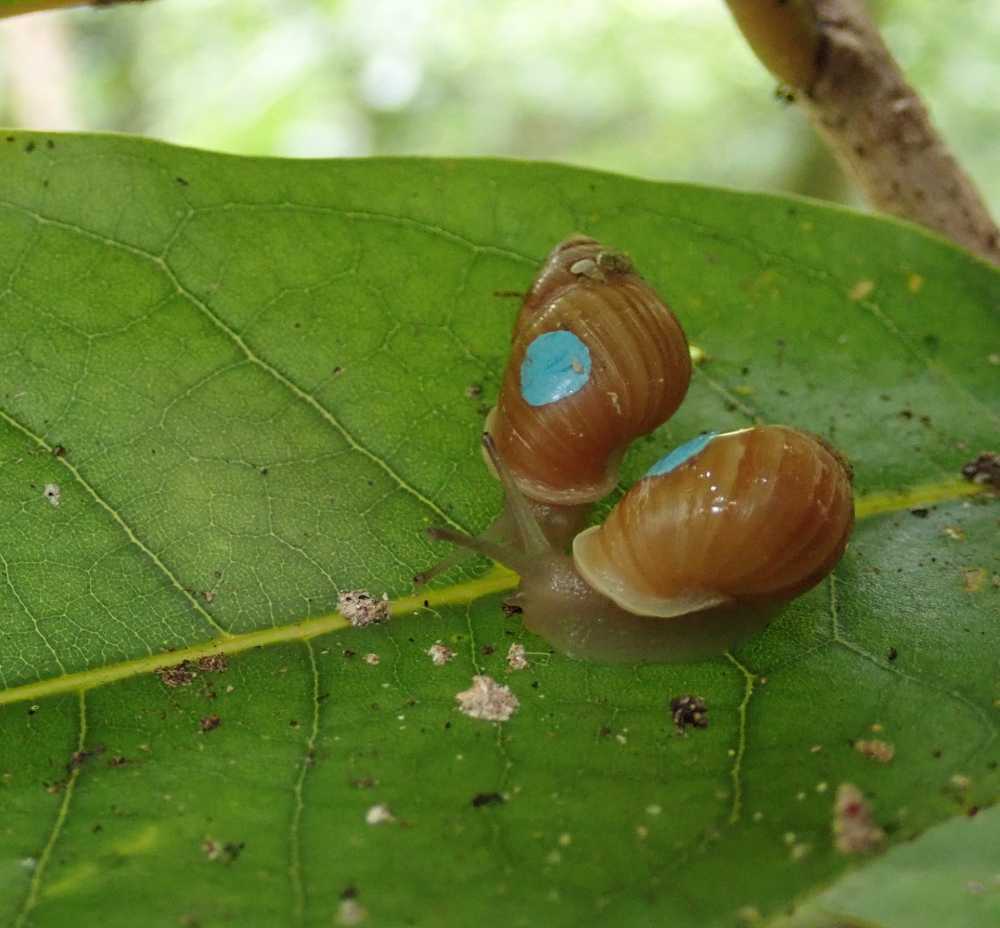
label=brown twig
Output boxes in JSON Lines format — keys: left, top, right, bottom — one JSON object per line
{"left": 726, "top": 0, "right": 1000, "bottom": 266}
{"left": 0, "top": 0, "right": 150, "bottom": 21}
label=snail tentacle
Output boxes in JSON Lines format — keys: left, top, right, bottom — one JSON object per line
{"left": 480, "top": 432, "right": 551, "bottom": 556}
{"left": 424, "top": 525, "right": 538, "bottom": 579}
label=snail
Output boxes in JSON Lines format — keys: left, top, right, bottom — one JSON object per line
{"left": 488, "top": 233, "right": 691, "bottom": 511}
{"left": 426, "top": 426, "right": 854, "bottom": 663}
{"left": 415, "top": 234, "right": 692, "bottom": 584}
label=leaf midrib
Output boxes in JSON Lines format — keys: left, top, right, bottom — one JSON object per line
{"left": 0, "top": 478, "right": 985, "bottom": 708}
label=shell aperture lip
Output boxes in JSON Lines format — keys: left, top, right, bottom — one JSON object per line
{"left": 520, "top": 330, "right": 592, "bottom": 407}
{"left": 572, "top": 525, "right": 731, "bottom": 618}
{"left": 644, "top": 432, "right": 719, "bottom": 478}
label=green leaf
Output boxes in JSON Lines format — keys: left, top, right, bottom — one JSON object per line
{"left": 0, "top": 132, "right": 998, "bottom": 928}
{"left": 815, "top": 802, "right": 1000, "bottom": 928}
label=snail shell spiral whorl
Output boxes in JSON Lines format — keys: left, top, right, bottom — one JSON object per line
{"left": 489, "top": 235, "right": 692, "bottom": 506}
{"left": 573, "top": 425, "right": 855, "bottom": 617}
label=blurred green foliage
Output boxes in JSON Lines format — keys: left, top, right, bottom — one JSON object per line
{"left": 2, "top": 0, "right": 998, "bottom": 213}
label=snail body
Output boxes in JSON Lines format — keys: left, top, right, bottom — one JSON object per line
{"left": 416, "top": 234, "right": 691, "bottom": 584}
{"left": 428, "top": 427, "right": 854, "bottom": 663}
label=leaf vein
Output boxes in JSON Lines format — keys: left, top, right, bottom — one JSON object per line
{"left": 289, "top": 640, "right": 320, "bottom": 927}
{"left": 13, "top": 691, "right": 87, "bottom": 928}
{"left": 829, "top": 573, "right": 998, "bottom": 756}
{"left": 692, "top": 366, "right": 766, "bottom": 425}
{"left": 0, "top": 405, "right": 229, "bottom": 639}
{"left": 1, "top": 202, "right": 468, "bottom": 532}
{"left": 0, "top": 546, "right": 67, "bottom": 677}
{"left": 723, "top": 652, "right": 755, "bottom": 826}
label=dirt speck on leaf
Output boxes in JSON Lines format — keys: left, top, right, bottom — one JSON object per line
{"left": 962, "top": 451, "right": 1000, "bottom": 489}
{"left": 428, "top": 643, "right": 454, "bottom": 665}
{"left": 336, "top": 899, "right": 368, "bottom": 926}
{"left": 507, "top": 643, "right": 529, "bottom": 670}
{"left": 43, "top": 483, "right": 61, "bottom": 506}
{"left": 201, "top": 838, "right": 243, "bottom": 864}
{"left": 833, "top": 783, "right": 884, "bottom": 853}
{"left": 365, "top": 803, "right": 394, "bottom": 825}
{"left": 689, "top": 344, "right": 708, "bottom": 364}
{"left": 197, "top": 654, "right": 227, "bottom": 673}
{"left": 199, "top": 715, "right": 221, "bottom": 733}
{"left": 471, "top": 792, "right": 505, "bottom": 807}
{"left": 156, "top": 661, "right": 195, "bottom": 687}
{"left": 501, "top": 598, "right": 523, "bottom": 618}
{"left": 962, "top": 567, "right": 988, "bottom": 593}
{"left": 853, "top": 739, "right": 895, "bottom": 763}
{"left": 849, "top": 280, "right": 875, "bottom": 300}
{"left": 670, "top": 695, "right": 708, "bottom": 734}
{"left": 456, "top": 675, "right": 519, "bottom": 722}
{"left": 66, "top": 745, "right": 104, "bottom": 774}
{"left": 337, "top": 590, "right": 391, "bottom": 627}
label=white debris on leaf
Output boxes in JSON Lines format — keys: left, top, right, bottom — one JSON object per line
{"left": 337, "top": 590, "right": 391, "bottom": 627}
{"left": 456, "top": 675, "right": 519, "bottom": 722}
{"left": 364, "top": 653, "right": 380, "bottom": 665}
{"left": 428, "top": 643, "right": 454, "bottom": 665}
{"left": 506, "top": 643, "right": 529, "bottom": 670}
{"left": 365, "top": 803, "right": 394, "bottom": 825}
{"left": 43, "top": 484, "right": 61, "bottom": 506}
{"left": 833, "top": 783, "right": 884, "bottom": 853}
{"left": 336, "top": 899, "right": 368, "bottom": 926}
{"left": 853, "top": 739, "right": 895, "bottom": 763}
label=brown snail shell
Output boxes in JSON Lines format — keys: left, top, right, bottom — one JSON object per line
{"left": 416, "top": 235, "right": 691, "bottom": 585}
{"left": 488, "top": 234, "right": 692, "bottom": 507}
{"left": 426, "top": 427, "right": 854, "bottom": 663}
{"left": 572, "top": 425, "right": 855, "bottom": 618}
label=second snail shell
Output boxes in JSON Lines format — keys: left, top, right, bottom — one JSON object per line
{"left": 572, "top": 425, "right": 855, "bottom": 619}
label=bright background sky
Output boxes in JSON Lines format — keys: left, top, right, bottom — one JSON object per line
{"left": 2, "top": 0, "right": 999, "bottom": 212}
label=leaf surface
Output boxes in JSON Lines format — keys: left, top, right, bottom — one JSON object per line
{"left": 816, "top": 803, "right": 1000, "bottom": 928}
{"left": 0, "top": 134, "right": 998, "bottom": 927}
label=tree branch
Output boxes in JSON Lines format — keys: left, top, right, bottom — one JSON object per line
{"left": 726, "top": 0, "right": 1000, "bottom": 266}
{"left": 0, "top": 0, "right": 149, "bottom": 21}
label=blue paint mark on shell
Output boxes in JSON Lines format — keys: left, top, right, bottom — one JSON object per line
{"left": 520, "top": 331, "right": 592, "bottom": 407}
{"left": 645, "top": 432, "right": 719, "bottom": 478}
